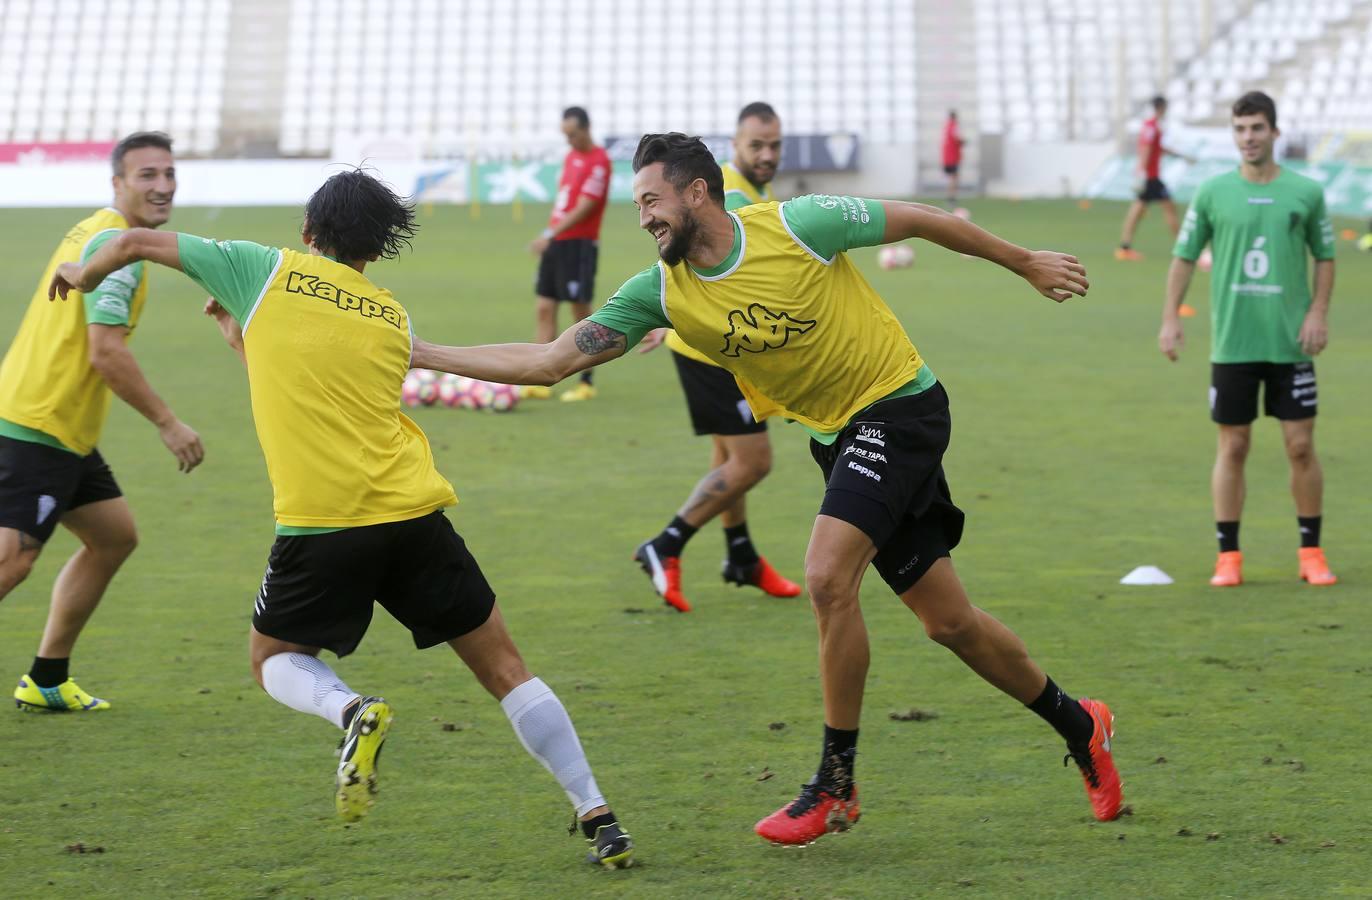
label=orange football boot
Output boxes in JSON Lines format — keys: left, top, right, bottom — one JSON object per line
{"left": 1210, "top": 550, "right": 1243, "bottom": 587}
{"left": 1178, "top": 303, "right": 1198, "bottom": 317}
{"left": 1065, "top": 698, "right": 1123, "bottom": 822}
{"left": 755, "top": 783, "right": 861, "bottom": 845}
{"left": 633, "top": 542, "right": 691, "bottom": 612}
{"left": 1298, "top": 547, "right": 1337, "bottom": 585}
{"left": 1114, "top": 248, "right": 1144, "bottom": 261}
{"left": 722, "top": 556, "right": 802, "bottom": 598}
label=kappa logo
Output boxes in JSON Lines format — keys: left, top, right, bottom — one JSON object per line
{"left": 720, "top": 303, "right": 816, "bottom": 357}
{"left": 37, "top": 494, "right": 56, "bottom": 525}
{"left": 285, "top": 272, "right": 403, "bottom": 329}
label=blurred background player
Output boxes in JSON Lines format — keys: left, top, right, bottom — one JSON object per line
{"left": 1160, "top": 91, "right": 1337, "bottom": 589}
{"left": 941, "top": 110, "right": 963, "bottom": 205}
{"left": 49, "top": 169, "right": 635, "bottom": 868}
{"left": 524, "top": 106, "right": 611, "bottom": 402}
{"left": 1, "top": 132, "right": 204, "bottom": 712}
{"left": 1117, "top": 97, "right": 1189, "bottom": 289}
{"left": 633, "top": 102, "right": 801, "bottom": 612}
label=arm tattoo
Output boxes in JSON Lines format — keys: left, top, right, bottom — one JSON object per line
{"left": 573, "top": 321, "right": 627, "bottom": 357}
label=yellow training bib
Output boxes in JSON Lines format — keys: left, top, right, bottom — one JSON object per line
{"left": 242, "top": 248, "right": 456, "bottom": 527}
{"left": 664, "top": 202, "right": 924, "bottom": 433}
{"left": 0, "top": 208, "right": 147, "bottom": 455}
{"left": 665, "top": 163, "right": 777, "bottom": 367}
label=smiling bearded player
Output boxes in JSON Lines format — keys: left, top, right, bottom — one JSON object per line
{"left": 411, "top": 132, "right": 1125, "bottom": 845}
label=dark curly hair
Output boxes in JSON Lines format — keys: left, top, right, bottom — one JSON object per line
{"left": 632, "top": 133, "right": 725, "bottom": 206}
{"left": 303, "top": 169, "right": 418, "bottom": 262}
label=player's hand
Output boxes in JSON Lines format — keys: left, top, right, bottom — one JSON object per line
{"left": 158, "top": 418, "right": 204, "bottom": 473}
{"left": 203, "top": 297, "right": 244, "bottom": 352}
{"left": 1298, "top": 311, "right": 1328, "bottom": 356}
{"left": 637, "top": 328, "right": 668, "bottom": 353}
{"left": 1021, "top": 251, "right": 1088, "bottom": 302}
{"left": 528, "top": 236, "right": 551, "bottom": 256}
{"left": 48, "top": 262, "right": 86, "bottom": 301}
{"left": 1159, "top": 318, "right": 1184, "bottom": 361}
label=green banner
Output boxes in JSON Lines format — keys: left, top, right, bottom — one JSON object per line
{"left": 470, "top": 160, "right": 637, "bottom": 204}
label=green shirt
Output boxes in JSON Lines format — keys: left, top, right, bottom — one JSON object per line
{"left": 1173, "top": 167, "right": 1335, "bottom": 364}
{"left": 590, "top": 194, "right": 934, "bottom": 442}
{"left": 176, "top": 234, "right": 343, "bottom": 535}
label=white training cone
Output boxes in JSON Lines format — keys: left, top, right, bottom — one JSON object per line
{"left": 1120, "top": 565, "right": 1174, "bottom": 585}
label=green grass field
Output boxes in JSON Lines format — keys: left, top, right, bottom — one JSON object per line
{"left": 0, "top": 197, "right": 1368, "bottom": 899}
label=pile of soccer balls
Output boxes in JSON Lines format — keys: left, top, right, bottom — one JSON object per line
{"left": 402, "top": 369, "right": 521, "bottom": 412}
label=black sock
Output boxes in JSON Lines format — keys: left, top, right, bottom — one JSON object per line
{"left": 30, "top": 656, "right": 70, "bottom": 689}
{"left": 1216, "top": 520, "right": 1240, "bottom": 553}
{"left": 651, "top": 515, "right": 697, "bottom": 558}
{"left": 1298, "top": 515, "right": 1321, "bottom": 548}
{"left": 1027, "top": 676, "right": 1094, "bottom": 746}
{"left": 815, "top": 725, "right": 859, "bottom": 798}
{"left": 580, "top": 369, "right": 593, "bottom": 386}
{"left": 580, "top": 810, "right": 617, "bottom": 839}
{"left": 1119, "top": 241, "right": 1131, "bottom": 250}
{"left": 723, "top": 522, "right": 760, "bottom": 567}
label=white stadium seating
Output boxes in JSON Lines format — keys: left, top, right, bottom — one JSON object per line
{"left": 0, "top": 0, "right": 230, "bottom": 153}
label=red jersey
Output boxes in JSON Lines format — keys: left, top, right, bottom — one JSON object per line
{"left": 1138, "top": 117, "right": 1163, "bottom": 179}
{"left": 941, "top": 119, "right": 962, "bottom": 167}
{"left": 549, "top": 145, "right": 611, "bottom": 241}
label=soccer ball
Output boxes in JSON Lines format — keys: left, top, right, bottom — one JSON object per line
{"left": 877, "top": 244, "right": 915, "bottom": 270}
{"left": 1198, "top": 248, "right": 1213, "bottom": 272}
{"left": 437, "top": 374, "right": 475, "bottom": 407}
{"left": 471, "top": 381, "right": 520, "bottom": 412}
{"left": 1357, "top": 233, "right": 1372, "bottom": 252}
{"left": 412, "top": 368, "right": 439, "bottom": 386}
{"left": 401, "top": 372, "right": 423, "bottom": 407}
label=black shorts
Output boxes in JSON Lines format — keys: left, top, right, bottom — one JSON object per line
{"left": 671, "top": 350, "right": 766, "bottom": 436}
{"left": 943, "top": 163, "right": 960, "bottom": 175}
{"left": 810, "top": 384, "right": 965, "bottom": 595}
{"left": 534, "top": 238, "right": 598, "bottom": 302}
{"left": 1137, "top": 177, "right": 1171, "bottom": 203}
{"left": 0, "top": 435, "right": 122, "bottom": 543}
{"left": 1211, "top": 362, "right": 1317, "bottom": 425}
{"left": 252, "top": 511, "right": 496, "bottom": 658}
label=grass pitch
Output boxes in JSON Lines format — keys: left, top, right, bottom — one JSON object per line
{"left": 0, "top": 198, "right": 1368, "bottom": 898}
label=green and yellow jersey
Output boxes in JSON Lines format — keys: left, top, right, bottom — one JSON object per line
{"left": 591, "top": 195, "right": 935, "bottom": 444}
{"left": 177, "top": 236, "right": 456, "bottom": 534}
{"left": 0, "top": 208, "right": 149, "bottom": 455}
{"left": 1174, "top": 167, "right": 1336, "bottom": 363}
{"left": 665, "top": 162, "right": 778, "bottom": 366}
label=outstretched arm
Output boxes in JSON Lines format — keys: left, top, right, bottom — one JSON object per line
{"left": 880, "top": 201, "right": 1089, "bottom": 302}
{"left": 413, "top": 318, "right": 628, "bottom": 385}
{"left": 50, "top": 228, "right": 181, "bottom": 298}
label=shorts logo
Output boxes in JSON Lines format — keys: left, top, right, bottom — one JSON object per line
{"left": 897, "top": 554, "right": 921, "bottom": 575}
{"left": 855, "top": 425, "right": 886, "bottom": 447}
{"left": 567, "top": 280, "right": 580, "bottom": 299}
{"left": 736, "top": 398, "right": 754, "bottom": 423}
{"left": 37, "top": 494, "right": 56, "bottom": 525}
{"left": 285, "top": 271, "right": 404, "bottom": 329}
{"left": 846, "top": 460, "right": 881, "bottom": 482}
{"left": 720, "top": 303, "right": 816, "bottom": 357}
{"left": 843, "top": 445, "right": 887, "bottom": 464}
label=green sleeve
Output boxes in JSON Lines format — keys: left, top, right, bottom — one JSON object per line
{"left": 586, "top": 266, "right": 669, "bottom": 349}
{"left": 1173, "top": 183, "right": 1212, "bottom": 261}
{"left": 1307, "top": 188, "right": 1336, "bottom": 261}
{"left": 724, "top": 191, "right": 753, "bottom": 211}
{"left": 780, "top": 195, "right": 888, "bottom": 260}
{"left": 176, "top": 234, "right": 282, "bottom": 325}
{"left": 81, "top": 230, "right": 142, "bottom": 327}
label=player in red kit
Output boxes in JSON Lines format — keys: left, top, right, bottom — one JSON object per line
{"left": 526, "top": 106, "right": 611, "bottom": 402}
{"left": 941, "top": 110, "right": 963, "bottom": 205}
{"left": 1117, "top": 97, "right": 1188, "bottom": 274}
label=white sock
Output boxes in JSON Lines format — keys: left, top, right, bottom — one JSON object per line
{"left": 260, "top": 653, "right": 360, "bottom": 729}
{"left": 500, "top": 677, "right": 607, "bottom": 817}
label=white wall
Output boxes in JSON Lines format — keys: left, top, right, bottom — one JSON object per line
{"left": 985, "top": 140, "right": 1117, "bottom": 198}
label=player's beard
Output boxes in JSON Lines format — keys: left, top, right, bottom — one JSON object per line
{"left": 737, "top": 160, "right": 775, "bottom": 187}
{"left": 659, "top": 209, "right": 700, "bottom": 266}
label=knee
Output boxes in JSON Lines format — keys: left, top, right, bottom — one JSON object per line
{"left": 1217, "top": 433, "right": 1251, "bottom": 465}
{"left": 919, "top": 606, "right": 980, "bottom": 649}
{"left": 805, "top": 567, "right": 858, "bottom": 615}
{"left": 1285, "top": 437, "right": 1315, "bottom": 466}
{"left": 0, "top": 551, "right": 36, "bottom": 593}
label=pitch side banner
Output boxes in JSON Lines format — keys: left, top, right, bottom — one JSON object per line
{"left": 604, "top": 133, "right": 860, "bottom": 173}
